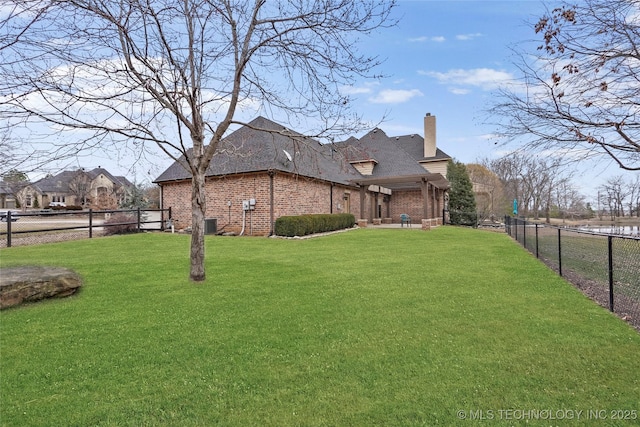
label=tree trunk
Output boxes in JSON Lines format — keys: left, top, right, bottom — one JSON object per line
{"left": 190, "top": 170, "right": 207, "bottom": 282}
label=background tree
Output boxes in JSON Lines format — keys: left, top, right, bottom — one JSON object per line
{"left": 1, "top": 0, "right": 396, "bottom": 281}
{"left": 466, "top": 163, "right": 506, "bottom": 222}
{"left": 1, "top": 169, "right": 28, "bottom": 183}
{"left": 0, "top": 1, "right": 90, "bottom": 176}
{"left": 68, "top": 170, "right": 92, "bottom": 208}
{"left": 552, "top": 179, "right": 586, "bottom": 222}
{"left": 484, "top": 152, "right": 578, "bottom": 221}
{"left": 628, "top": 174, "right": 640, "bottom": 217}
{"left": 598, "top": 175, "right": 632, "bottom": 219}
{"left": 447, "top": 159, "right": 477, "bottom": 226}
{"left": 489, "top": 0, "right": 640, "bottom": 171}
{"left": 120, "top": 183, "right": 151, "bottom": 210}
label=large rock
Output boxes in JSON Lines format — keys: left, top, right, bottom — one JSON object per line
{"left": 0, "top": 266, "right": 82, "bottom": 309}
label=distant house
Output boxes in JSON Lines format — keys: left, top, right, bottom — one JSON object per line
{"left": 0, "top": 181, "right": 17, "bottom": 209}
{"left": 16, "top": 167, "right": 133, "bottom": 209}
{"left": 154, "top": 114, "right": 451, "bottom": 236}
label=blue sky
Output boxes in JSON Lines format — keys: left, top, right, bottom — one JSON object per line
{"left": 352, "top": 0, "right": 541, "bottom": 150}
{"left": 30, "top": 0, "right": 635, "bottom": 200}
{"left": 342, "top": 0, "right": 636, "bottom": 200}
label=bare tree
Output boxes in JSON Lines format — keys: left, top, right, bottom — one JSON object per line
{"left": 485, "top": 152, "right": 576, "bottom": 221}
{"left": 68, "top": 170, "right": 92, "bottom": 208}
{"left": 466, "top": 163, "right": 506, "bottom": 222}
{"left": 489, "top": 0, "right": 640, "bottom": 171}
{"left": 0, "top": 1, "right": 89, "bottom": 176}
{"left": 1, "top": 0, "right": 396, "bottom": 281}
{"left": 552, "top": 178, "right": 584, "bottom": 222}
{"left": 628, "top": 174, "right": 640, "bottom": 217}
{"left": 599, "top": 175, "right": 630, "bottom": 219}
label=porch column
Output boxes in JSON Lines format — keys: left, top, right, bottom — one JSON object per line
{"left": 431, "top": 184, "right": 436, "bottom": 218}
{"left": 359, "top": 185, "right": 366, "bottom": 220}
{"left": 421, "top": 179, "right": 430, "bottom": 219}
{"left": 372, "top": 192, "right": 378, "bottom": 219}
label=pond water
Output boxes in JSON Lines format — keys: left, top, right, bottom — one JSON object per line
{"left": 577, "top": 225, "right": 640, "bottom": 237}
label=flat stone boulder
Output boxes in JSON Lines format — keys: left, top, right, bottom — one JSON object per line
{"left": 0, "top": 266, "right": 82, "bottom": 309}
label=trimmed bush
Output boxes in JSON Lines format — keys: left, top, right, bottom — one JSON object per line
{"left": 449, "top": 210, "right": 478, "bottom": 227}
{"left": 103, "top": 213, "right": 139, "bottom": 235}
{"left": 275, "top": 213, "right": 355, "bottom": 237}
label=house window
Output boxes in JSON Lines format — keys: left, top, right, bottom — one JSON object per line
{"left": 26, "top": 194, "right": 32, "bottom": 207}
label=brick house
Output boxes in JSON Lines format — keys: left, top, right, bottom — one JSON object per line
{"left": 154, "top": 114, "right": 451, "bottom": 236}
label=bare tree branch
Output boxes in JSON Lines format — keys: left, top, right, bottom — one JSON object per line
{"left": 487, "top": 0, "right": 640, "bottom": 171}
{"left": 0, "top": 0, "right": 396, "bottom": 281}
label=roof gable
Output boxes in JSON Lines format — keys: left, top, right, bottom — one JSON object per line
{"left": 154, "top": 116, "right": 361, "bottom": 185}
{"left": 154, "top": 116, "right": 452, "bottom": 186}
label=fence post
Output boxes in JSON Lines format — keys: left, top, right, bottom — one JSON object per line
{"left": 608, "top": 235, "right": 614, "bottom": 312}
{"left": 535, "top": 223, "right": 539, "bottom": 258}
{"left": 515, "top": 218, "right": 518, "bottom": 241}
{"left": 523, "top": 219, "right": 527, "bottom": 248}
{"left": 557, "top": 228, "right": 562, "bottom": 276}
{"left": 137, "top": 208, "right": 141, "bottom": 232}
{"left": 89, "top": 209, "right": 93, "bottom": 239}
{"left": 6, "top": 211, "right": 12, "bottom": 248}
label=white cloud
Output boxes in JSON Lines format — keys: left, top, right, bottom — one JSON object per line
{"left": 339, "top": 85, "right": 373, "bottom": 95}
{"left": 420, "top": 68, "right": 514, "bottom": 91}
{"left": 456, "top": 33, "right": 483, "bottom": 41}
{"left": 450, "top": 88, "right": 470, "bottom": 95}
{"left": 408, "top": 36, "right": 446, "bottom": 43}
{"left": 368, "top": 89, "right": 424, "bottom": 104}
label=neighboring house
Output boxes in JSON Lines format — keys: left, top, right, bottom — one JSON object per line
{"left": 155, "top": 114, "right": 451, "bottom": 236}
{"left": 16, "top": 167, "right": 133, "bottom": 209}
{"left": 0, "top": 181, "right": 17, "bottom": 209}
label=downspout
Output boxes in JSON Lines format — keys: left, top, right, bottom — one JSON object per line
{"left": 269, "top": 170, "right": 275, "bottom": 235}
{"left": 330, "top": 183, "right": 334, "bottom": 213}
{"left": 359, "top": 185, "right": 366, "bottom": 221}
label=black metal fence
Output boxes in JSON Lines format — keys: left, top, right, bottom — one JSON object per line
{"left": 505, "top": 217, "right": 640, "bottom": 330}
{"left": 0, "top": 208, "right": 171, "bottom": 248}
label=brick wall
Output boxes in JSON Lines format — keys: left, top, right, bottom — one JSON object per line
{"left": 389, "top": 189, "right": 423, "bottom": 222}
{"left": 389, "top": 186, "right": 444, "bottom": 222}
{"left": 161, "top": 172, "right": 360, "bottom": 236}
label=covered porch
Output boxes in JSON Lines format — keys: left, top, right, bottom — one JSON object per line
{"left": 352, "top": 173, "right": 449, "bottom": 228}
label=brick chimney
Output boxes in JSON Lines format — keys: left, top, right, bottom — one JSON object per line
{"left": 423, "top": 113, "right": 436, "bottom": 158}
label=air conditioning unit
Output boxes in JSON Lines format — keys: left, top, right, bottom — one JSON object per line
{"left": 204, "top": 218, "right": 217, "bottom": 235}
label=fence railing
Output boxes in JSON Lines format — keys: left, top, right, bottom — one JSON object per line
{"left": 505, "top": 216, "right": 640, "bottom": 330}
{"left": 0, "top": 208, "right": 171, "bottom": 248}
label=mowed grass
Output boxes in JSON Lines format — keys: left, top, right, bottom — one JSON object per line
{"left": 1, "top": 228, "right": 639, "bottom": 426}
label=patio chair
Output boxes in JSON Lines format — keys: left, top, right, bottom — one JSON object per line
{"left": 400, "top": 213, "right": 411, "bottom": 227}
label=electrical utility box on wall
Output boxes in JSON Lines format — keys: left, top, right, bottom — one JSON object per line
{"left": 242, "top": 199, "right": 256, "bottom": 211}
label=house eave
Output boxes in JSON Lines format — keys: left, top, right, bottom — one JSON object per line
{"left": 351, "top": 173, "right": 450, "bottom": 190}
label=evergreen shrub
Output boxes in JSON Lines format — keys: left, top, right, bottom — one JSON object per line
{"left": 275, "top": 213, "right": 355, "bottom": 237}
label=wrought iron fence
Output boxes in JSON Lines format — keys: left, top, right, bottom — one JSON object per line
{"left": 0, "top": 208, "right": 171, "bottom": 248}
{"left": 505, "top": 216, "right": 640, "bottom": 331}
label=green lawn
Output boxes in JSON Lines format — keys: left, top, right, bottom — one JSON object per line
{"left": 1, "top": 228, "right": 639, "bottom": 426}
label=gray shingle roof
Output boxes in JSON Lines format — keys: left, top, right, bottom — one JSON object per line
{"left": 393, "top": 134, "right": 452, "bottom": 163}
{"left": 154, "top": 116, "right": 361, "bottom": 185}
{"left": 334, "top": 129, "right": 429, "bottom": 178}
{"left": 32, "top": 171, "right": 78, "bottom": 193}
{"left": 31, "top": 168, "right": 132, "bottom": 193}
{"left": 154, "top": 116, "right": 452, "bottom": 185}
